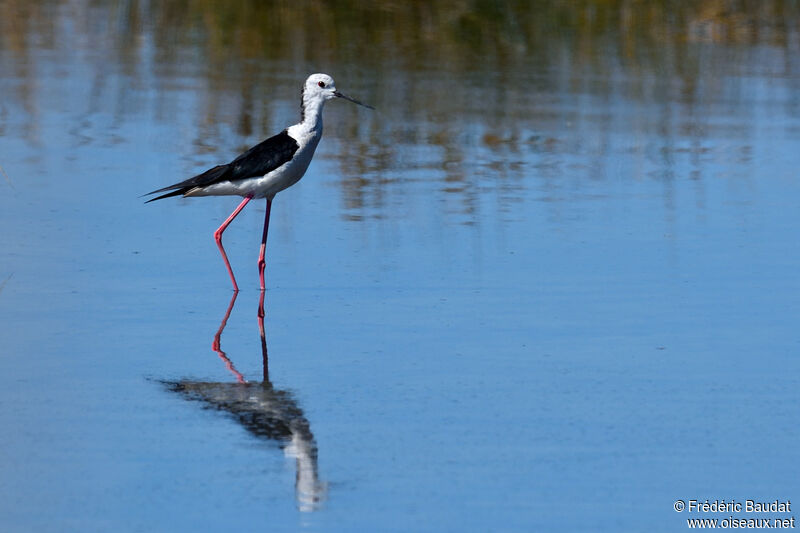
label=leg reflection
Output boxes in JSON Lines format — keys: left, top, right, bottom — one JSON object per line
{"left": 258, "top": 289, "right": 268, "bottom": 383}
{"left": 212, "top": 291, "right": 246, "bottom": 383}
{"left": 163, "top": 292, "right": 326, "bottom": 511}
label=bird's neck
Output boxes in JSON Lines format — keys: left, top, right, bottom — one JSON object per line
{"left": 300, "top": 94, "right": 325, "bottom": 133}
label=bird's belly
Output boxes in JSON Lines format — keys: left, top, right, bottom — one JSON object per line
{"left": 252, "top": 154, "right": 313, "bottom": 198}
{"left": 187, "top": 132, "right": 320, "bottom": 199}
{"left": 199, "top": 137, "right": 319, "bottom": 199}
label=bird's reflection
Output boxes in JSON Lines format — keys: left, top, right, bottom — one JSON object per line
{"left": 163, "top": 292, "right": 326, "bottom": 512}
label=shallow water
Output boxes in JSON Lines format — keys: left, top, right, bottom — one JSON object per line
{"left": 1, "top": 2, "right": 799, "bottom": 531}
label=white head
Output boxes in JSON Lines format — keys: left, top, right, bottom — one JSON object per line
{"left": 301, "top": 73, "right": 373, "bottom": 116}
{"left": 304, "top": 73, "right": 338, "bottom": 102}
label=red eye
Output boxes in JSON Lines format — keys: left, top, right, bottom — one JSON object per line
{"left": 318, "top": 81, "right": 326, "bottom": 88}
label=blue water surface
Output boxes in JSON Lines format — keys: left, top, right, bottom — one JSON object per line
{"left": 1, "top": 3, "right": 799, "bottom": 531}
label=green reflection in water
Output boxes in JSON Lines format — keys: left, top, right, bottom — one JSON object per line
{"left": 1, "top": 0, "right": 799, "bottom": 222}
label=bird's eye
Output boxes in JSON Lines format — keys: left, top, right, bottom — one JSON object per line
{"left": 318, "top": 81, "right": 326, "bottom": 88}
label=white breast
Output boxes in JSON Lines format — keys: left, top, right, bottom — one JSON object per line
{"left": 190, "top": 125, "right": 322, "bottom": 199}
{"left": 250, "top": 129, "right": 321, "bottom": 199}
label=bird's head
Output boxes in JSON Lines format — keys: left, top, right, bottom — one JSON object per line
{"left": 304, "top": 73, "right": 373, "bottom": 109}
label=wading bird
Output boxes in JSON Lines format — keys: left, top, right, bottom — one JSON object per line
{"left": 145, "top": 73, "right": 373, "bottom": 291}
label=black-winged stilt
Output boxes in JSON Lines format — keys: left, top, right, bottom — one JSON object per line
{"left": 145, "top": 73, "right": 373, "bottom": 291}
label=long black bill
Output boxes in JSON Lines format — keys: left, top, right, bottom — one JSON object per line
{"left": 334, "top": 90, "right": 374, "bottom": 110}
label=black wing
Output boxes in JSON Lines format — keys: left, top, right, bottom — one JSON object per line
{"left": 145, "top": 130, "right": 299, "bottom": 202}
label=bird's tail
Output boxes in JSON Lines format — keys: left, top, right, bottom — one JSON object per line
{"left": 143, "top": 164, "right": 229, "bottom": 203}
{"left": 144, "top": 188, "right": 189, "bottom": 203}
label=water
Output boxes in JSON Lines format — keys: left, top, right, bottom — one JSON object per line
{"left": 1, "top": 2, "right": 799, "bottom": 531}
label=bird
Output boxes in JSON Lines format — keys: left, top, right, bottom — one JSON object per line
{"left": 145, "top": 73, "right": 373, "bottom": 291}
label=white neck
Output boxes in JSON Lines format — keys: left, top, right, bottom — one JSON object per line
{"left": 300, "top": 93, "right": 326, "bottom": 132}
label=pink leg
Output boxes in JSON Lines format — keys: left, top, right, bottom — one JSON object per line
{"left": 214, "top": 196, "right": 252, "bottom": 291}
{"left": 257, "top": 198, "right": 273, "bottom": 291}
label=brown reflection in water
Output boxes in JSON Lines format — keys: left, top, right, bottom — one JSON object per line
{"left": 163, "top": 292, "right": 325, "bottom": 512}
{"left": 2, "top": 1, "right": 799, "bottom": 222}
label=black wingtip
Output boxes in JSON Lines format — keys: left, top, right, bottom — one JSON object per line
{"left": 141, "top": 186, "right": 176, "bottom": 202}
{"left": 144, "top": 189, "right": 186, "bottom": 203}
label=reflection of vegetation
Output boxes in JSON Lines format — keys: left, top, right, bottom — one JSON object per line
{"left": 1, "top": 1, "right": 798, "bottom": 221}
{"left": 4, "top": 1, "right": 793, "bottom": 63}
